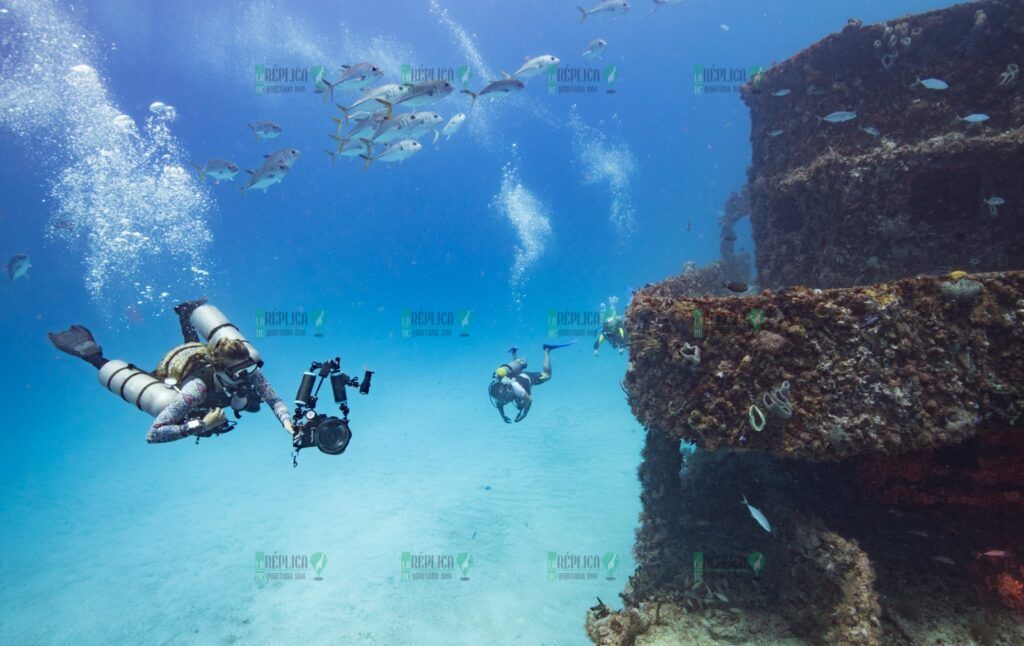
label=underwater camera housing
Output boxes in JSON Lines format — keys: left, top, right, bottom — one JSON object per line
{"left": 291, "top": 357, "right": 373, "bottom": 466}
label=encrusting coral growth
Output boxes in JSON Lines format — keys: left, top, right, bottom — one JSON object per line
{"left": 588, "top": 1, "right": 1024, "bottom": 641}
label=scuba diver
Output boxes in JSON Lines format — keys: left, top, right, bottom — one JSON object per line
{"left": 47, "top": 299, "right": 295, "bottom": 443}
{"left": 488, "top": 342, "right": 575, "bottom": 423}
{"left": 593, "top": 297, "right": 628, "bottom": 356}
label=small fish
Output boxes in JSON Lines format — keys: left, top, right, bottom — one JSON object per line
{"left": 336, "top": 108, "right": 388, "bottom": 141}
{"left": 686, "top": 217, "right": 692, "bottom": 232}
{"left": 190, "top": 159, "right": 239, "bottom": 185}
{"left": 652, "top": 0, "right": 683, "bottom": 10}
{"left": 318, "top": 62, "right": 384, "bottom": 101}
{"left": 931, "top": 556, "right": 955, "bottom": 565}
{"left": 577, "top": 0, "right": 630, "bottom": 22}
{"left": 772, "top": 89, "right": 791, "bottom": 96}
{"left": 722, "top": 232, "right": 738, "bottom": 242}
{"left": 719, "top": 23, "right": 730, "bottom": 31}
{"left": 323, "top": 149, "right": 336, "bottom": 166}
{"left": 471, "top": 530, "right": 477, "bottom": 540}
{"left": 441, "top": 113, "right": 466, "bottom": 140}
{"left": 247, "top": 120, "right": 282, "bottom": 140}
{"left": 582, "top": 38, "right": 607, "bottom": 59}
{"left": 714, "top": 592, "right": 729, "bottom": 603}
{"left": 327, "top": 137, "right": 367, "bottom": 159}
{"left": 462, "top": 78, "right": 525, "bottom": 107}
{"left": 742, "top": 494, "right": 772, "bottom": 533}
{"left": 976, "top": 550, "right": 1009, "bottom": 559}
{"left": 505, "top": 54, "right": 560, "bottom": 79}
{"left": 405, "top": 112, "right": 445, "bottom": 144}
{"left": 986, "top": 197, "right": 1006, "bottom": 207}
{"left": 240, "top": 162, "right": 291, "bottom": 193}
{"left": 860, "top": 126, "right": 881, "bottom": 137}
{"left": 906, "top": 530, "right": 929, "bottom": 538}
{"left": 366, "top": 112, "right": 427, "bottom": 144}
{"left": 768, "top": 129, "right": 784, "bottom": 137}
{"left": 910, "top": 77, "right": 948, "bottom": 90}
{"left": 958, "top": 113, "right": 990, "bottom": 123}
{"left": 341, "top": 84, "right": 410, "bottom": 122}
{"left": 6, "top": 254, "right": 30, "bottom": 282}
{"left": 806, "top": 85, "right": 827, "bottom": 96}
{"left": 723, "top": 281, "right": 748, "bottom": 293}
{"left": 377, "top": 80, "right": 454, "bottom": 117}
{"left": 261, "top": 148, "right": 301, "bottom": 169}
{"left": 358, "top": 138, "right": 423, "bottom": 170}
{"left": 819, "top": 111, "right": 857, "bottom": 124}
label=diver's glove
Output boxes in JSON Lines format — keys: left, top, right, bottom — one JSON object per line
{"left": 202, "top": 408, "right": 228, "bottom": 430}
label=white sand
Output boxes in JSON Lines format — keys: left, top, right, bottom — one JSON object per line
{"left": 1, "top": 342, "right": 642, "bottom": 644}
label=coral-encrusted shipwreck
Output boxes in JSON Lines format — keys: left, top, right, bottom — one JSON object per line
{"left": 587, "top": 1, "right": 1024, "bottom": 644}
{"left": 628, "top": 273, "right": 1024, "bottom": 460}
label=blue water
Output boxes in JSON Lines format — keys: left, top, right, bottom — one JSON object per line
{"left": 0, "top": 0, "right": 956, "bottom": 643}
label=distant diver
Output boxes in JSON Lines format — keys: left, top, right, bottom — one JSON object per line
{"left": 594, "top": 298, "right": 629, "bottom": 356}
{"left": 47, "top": 299, "right": 295, "bottom": 443}
{"left": 488, "top": 342, "right": 575, "bottom": 423}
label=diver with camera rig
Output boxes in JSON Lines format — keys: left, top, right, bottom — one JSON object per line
{"left": 47, "top": 299, "right": 294, "bottom": 443}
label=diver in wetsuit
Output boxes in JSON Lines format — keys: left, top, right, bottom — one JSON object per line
{"left": 593, "top": 308, "right": 628, "bottom": 356}
{"left": 48, "top": 299, "right": 294, "bottom": 443}
{"left": 488, "top": 342, "right": 574, "bottom": 423}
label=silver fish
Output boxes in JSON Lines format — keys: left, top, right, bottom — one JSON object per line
{"left": 378, "top": 80, "right": 454, "bottom": 117}
{"left": 240, "top": 161, "right": 291, "bottom": 193}
{"left": 441, "top": 113, "right": 466, "bottom": 139}
{"left": 768, "top": 129, "right": 784, "bottom": 137}
{"left": 261, "top": 148, "right": 301, "bottom": 169}
{"left": 6, "top": 254, "right": 30, "bottom": 282}
{"left": 367, "top": 112, "right": 426, "bottom": 144}
{"left": 359, "top": 139, "right": 423, "bottom": 170}
{"left": 819, "top": 111, "right": 857, "bottom": 124}
{"left": 582, "top": 38, "right": 607, "bottom": 59}
{"left": 742, "top": 494, "right": 772, "bottom": 533}
{"left": 403, "top": 111, "right": 445, "bottom": 143}
{"left": 327, "top": 136, "right": 372, "bottom": 159}
{"left": 335, "top": 109, "right": 388, "bottom": 140}
{"left": 578, "top": 0, "right": 630, "bottom": 21}
{"left": 462, "top": 78, "right": 525, "bottom": 107}
{"left": 652, "top": 0, "right": 684, "bottom": 10}
{"left": 911, "top": 76, "right": 948, "bottom": 90}
{"left": 248, "top": 120, "right": 282, "bottom": 139}
{"left": 986, "top": 197, "right": 1005, "bottom": 206}
{"left": 772, "top": 89, "right": 791, "bottom": 96}
{"left": 505, "top": 54, "right": 560, "bottom": 79}
{"left": 860, "top": 126, "right": 881, "bottom": 137}
{"left": 341, "top": 84, "right": 410, "bottom": 121}
{"left": 190, "top": 159, "right": 239, "bottom": 184}
{"left": 958, "top": 113, "right": 989, "bottom": 123}
{"left": 319, "top": 62, "right": 384, "bottom": 101}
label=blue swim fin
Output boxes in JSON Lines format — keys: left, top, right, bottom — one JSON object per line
{"left": 543, "top": 340, "right": 577, "bottom": 351}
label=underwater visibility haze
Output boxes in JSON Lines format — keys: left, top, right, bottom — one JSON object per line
{"left": 2, "top": 0, "right": 1023, "bottom": 644}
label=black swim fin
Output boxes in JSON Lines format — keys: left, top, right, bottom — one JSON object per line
{"left": 543, "top": 340, "right": 577, "bottom": 351}
{"left": 48, "top": 325, "right": 105, "bottom": 367}
{"left": 173, "top": 297, "right": 208, "bottom": 319}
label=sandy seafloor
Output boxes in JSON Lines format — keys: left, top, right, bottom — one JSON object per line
{"left": 0, "top": 338, "right": 642, "bottom": 645}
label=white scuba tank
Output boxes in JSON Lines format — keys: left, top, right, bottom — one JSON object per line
{"left": 97, "top": 359, "right": 179, "bottom": 417}
{"left": 189, "top": 304, "right": 262, "bottom": 365}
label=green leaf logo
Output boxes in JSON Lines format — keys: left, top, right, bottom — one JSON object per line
{"left": 457, "top": 552, "right": 473, "bottom": 580}
{"left": 311, "top": 552, "right": 327, "bottom": 580}
{"left": 602, "top": 552, "right": 619, "bottom": 580}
